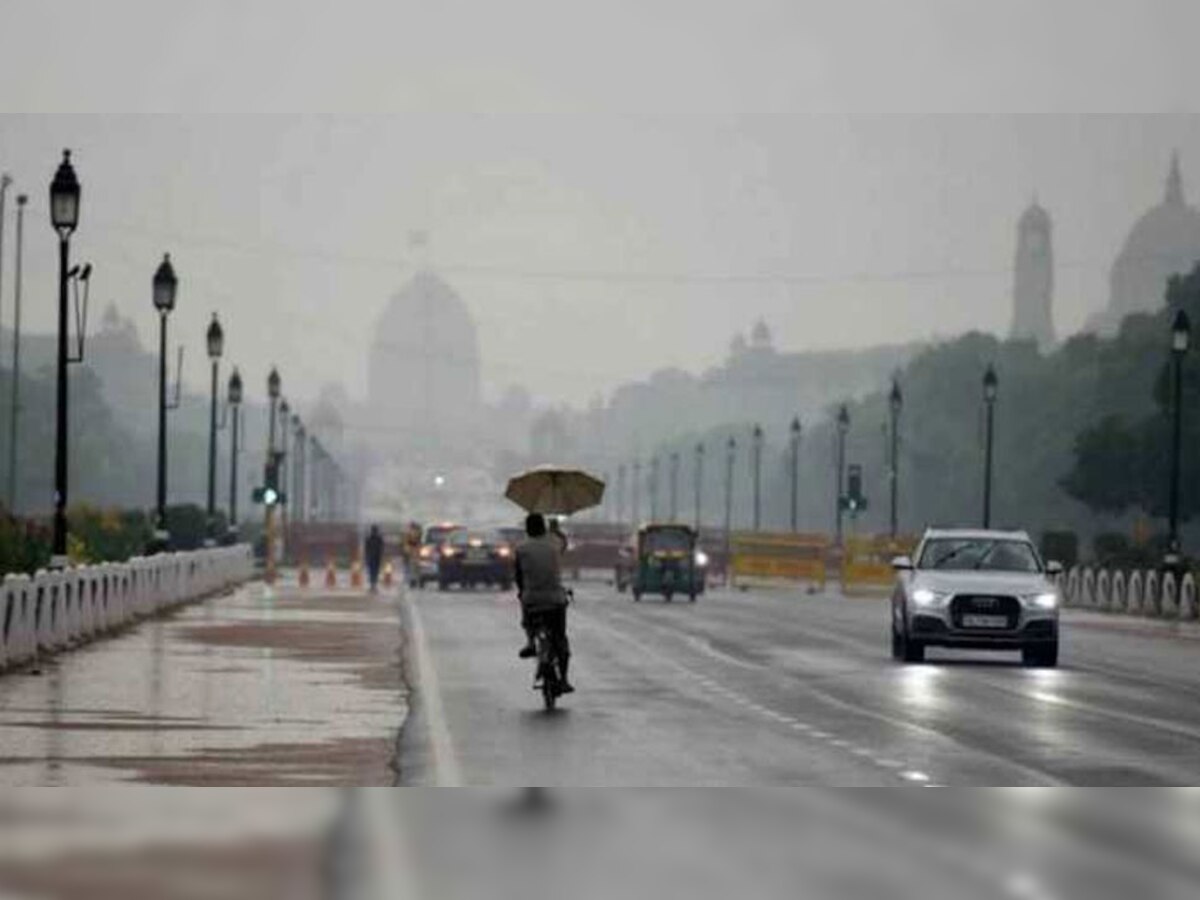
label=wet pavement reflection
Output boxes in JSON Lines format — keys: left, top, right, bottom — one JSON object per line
{"left": 0, "top": 579, "right": 409, "bottom": 785}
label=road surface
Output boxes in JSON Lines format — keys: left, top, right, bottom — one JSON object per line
{"left": 399, "top": 580, "right": 1200, "bottom": 786}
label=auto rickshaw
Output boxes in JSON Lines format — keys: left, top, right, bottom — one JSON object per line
{"left": 616, "top": 523, "right": 708, "bottom": 603}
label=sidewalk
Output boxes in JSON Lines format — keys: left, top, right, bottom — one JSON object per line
{"left": 0, "top": 578, "right": 410, "bottom": 786}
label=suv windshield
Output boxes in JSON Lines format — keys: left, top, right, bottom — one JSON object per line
{"left": 918, "top": 538, "right": 1041, "bottom": 573}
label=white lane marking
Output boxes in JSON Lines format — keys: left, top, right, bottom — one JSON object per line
{"left": 403, "top": 592, "right": 463, "bottom": 787}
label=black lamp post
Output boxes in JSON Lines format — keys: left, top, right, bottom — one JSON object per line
{"left": 49, "top": 150, "right": 80, "bottom": 565}
{"left": 205, "top": 314, "right": 224, "bottom": 538}
{"left": 227, "top": 368, "right": 242, "bottom": 534}
{"left": 751, "top": 425, "right": 764, "bottom": 531}
{"left": 982, "top": 365, "right": 998, "bottom": 529}
{"left": 267, "top": 367, "right": 281, "bottom": 453}
{"left": 835, "top": 404, "right": 850, "bottom": 545}
{"left": 279, "top": 399, "right": 290, "bottom": 523}
{"left": 789, "top": 417, "right": 801, "bottom": 532}
{"left": 724, "top": 436, "right": 736, "bottom": 581}
{"left": 616, "top": 463, "right": 626, "bottom": 526}
{"left": 632, "top": 459, "right": 642, "bottom": 524}
{"left": 889, "top": 379, "right": 902, "bottom": 538}
{"left": 1168, "top": 310, "right": 1191, "bottom": 559}
{"left": 669, "top": 451, "right": 680, "bottom": 522}
{"left": 694, "top": 442, "right": 705, "bottom": 532}
{"left": 649, "top": 456, "right": 660, "bottom": 521}
{"left": 294, "top": 418, "right": 305, "bottom": 525}
{"left": 152, "top": 253, "right": 178, "bottom": 543}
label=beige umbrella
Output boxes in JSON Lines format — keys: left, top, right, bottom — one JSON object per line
{"left": 505, "top": 466, "right": 606, "bottom": 515}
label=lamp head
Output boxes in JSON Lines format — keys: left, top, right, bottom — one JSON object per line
{"left": 1172, "top": 308, "right": 1191, "bottom": 355}
{"left": 152, "top": 254, "right": 177, "bottom": 313}
{"left": 49, "top": 149, "right": 81, "bottom": 236}
{"left": 206, "top": 313, "right": 224, "bottom": 360}
{"left": 227, "top": 368, "right": 243, "bottom": 405}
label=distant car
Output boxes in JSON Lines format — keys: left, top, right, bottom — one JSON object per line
{"left": 891, "top": 528, "right": 1062, "bottom": 667}
{"left": 436, "top": 529, "right": 514, "bottom": 591}
{"left": 411, "top": 523, "right": 461, "bottom": 588}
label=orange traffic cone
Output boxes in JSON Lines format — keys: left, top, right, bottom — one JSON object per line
{"left": 350, "top": 557, "right": 364, "bottom": 589}
{"left": 299, "top": 560, "right": 310, "bottom": 588}
{"left": 325, "top": 559, "right": 337, "bottom": 588}
{"left": 383, "top": 562, "right": 394, "bottom": 589}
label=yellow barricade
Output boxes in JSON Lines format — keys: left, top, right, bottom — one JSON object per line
{"left": 731, "top": 532, "right": 828, "bottom": 589}
{"left": 841, "top": 535, "right": 917, "bottom": 592}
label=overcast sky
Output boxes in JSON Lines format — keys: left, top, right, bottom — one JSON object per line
{"left": 1, "top": 2, "right": 1198, "bottom": 407}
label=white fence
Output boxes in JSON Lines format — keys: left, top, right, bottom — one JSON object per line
{"left": 1061, "top": 566, "right": 1199, "bottom": 621}
{"left": 0, "top": 545, "right": 254, "bottom": 672}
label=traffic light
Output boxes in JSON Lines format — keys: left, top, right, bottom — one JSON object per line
{"left": 841, "top": 464, "right": 868, "bottom": 512}
{"left": 253, "top": 452, "right": 286, "bottom": 506}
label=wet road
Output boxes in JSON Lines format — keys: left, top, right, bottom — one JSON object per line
{"left": 399, "top": 581, "right": 1200, "bottom": 785}
{"left": 0, "top": 580, "right": 408, "bottom": 785}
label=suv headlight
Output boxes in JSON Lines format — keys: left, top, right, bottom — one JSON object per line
{"left": 1024, "top": 591, "right": 1059, "bottom": 610}
{"left": 694, "top": 551, "right": 709, "bottom": 567}
{"left": 911, "top": 588, "right": 951, "bottom": 608}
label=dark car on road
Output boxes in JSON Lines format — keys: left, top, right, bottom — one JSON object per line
{"left": 437, "top": 529, "right": 515, "bottom": 591}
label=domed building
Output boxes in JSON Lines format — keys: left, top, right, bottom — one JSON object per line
{"left": 367, "top": 270, "right": 482, "bottom": 454}
{"left": 1094, "top": 154, "right": 1200, "bottom": 334}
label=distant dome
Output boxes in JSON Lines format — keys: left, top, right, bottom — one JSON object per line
{"left": 750, "top": 319, "right": 773, "bottom": 349}
{"left": 1098, "top": 154, "right": 1200, "bottom": 332}
{"left": 367, "top": 271, "right": 482, "bottom": 449}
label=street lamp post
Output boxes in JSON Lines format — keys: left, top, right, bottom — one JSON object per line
{"left": 294, "top": 419, "right": 305, "bottom": 525}
{"left": 632, "top": 459, "right": 642, "bottom": 524}
{"left": 752, "top": 425, "right": 764, "bottom": 531}
{"left": 694, "top": 442, "right": 705, "bottom": 532}
{"left": 1168, "top": 310, "right": 1191, "bottom": 559}
{"left": 49, "top": 151, "right": 80, "bottom": 564}
{"left": 835, "top": 405, "right": 850, "bottom": 545}
{"left": 616, "top": 463, "right": 627, "bottom": 526}
{"left": 265, "top": 368, "right": 281, "bottom": 582}
{"left": 649, "top": 456, "right": 660, "bottom": 521}
{"left": 267, "top": 367, "right": 281, "bottom": 453}
{"left": 889, "top": 380, "right": 902, "bottom": 539}
{"left": 7, "top": 194, "right": 26, "bottom": 512}
{"left": 724, "top": 436, "right": 736, "bottom": 584}
{"left": 789, "top": 417, "right": 801, "bottom": 532}
{"left": 227, "top": 368, "right": 242, "bottom": 535}
{"left": 152, "top": 253, "right": 178, "bottom": 546}
{"left": 205, "top": 314, "right": 224, "bottom": 540}
{"left": 669, "top": 451, "right": 680, "bottom": 522}
{"left": 279, "top": 400, "right": 290, "bottom": 535}
{"left": 982, "top": 365, "right": 998, "bottom": 529}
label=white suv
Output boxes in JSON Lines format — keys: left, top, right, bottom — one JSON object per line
{"left": 891, "top": 529, "right": 1062, "bottom": 667}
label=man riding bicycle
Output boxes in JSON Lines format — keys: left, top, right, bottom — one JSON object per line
{"left": 514, "top": 513, "right": 573, "bottom": 694}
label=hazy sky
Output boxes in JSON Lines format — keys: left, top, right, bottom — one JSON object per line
{"left": 1, "top": 2, "right": 1198, "bottom": 407}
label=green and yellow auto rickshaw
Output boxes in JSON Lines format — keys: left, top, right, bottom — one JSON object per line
{"left": 616, "top": 523, "right": 708, "bottom": 603}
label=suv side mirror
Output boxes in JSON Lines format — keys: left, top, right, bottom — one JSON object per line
{"left": 891, "top": 555, "right": 913, "bottom": 571}
{"left": 1045, "top": 561, "right": 1063, "bottom": 576}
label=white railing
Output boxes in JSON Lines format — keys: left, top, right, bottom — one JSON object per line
{"left": 0, "top": 545, "right": 254, "bottom": 672}
{"left": 1060, "top": 566, "right": 1200, "bottom": 621}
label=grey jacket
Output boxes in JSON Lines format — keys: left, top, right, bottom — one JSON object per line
{"left": 515, "top": 535, "right": 567, "bottom": 609}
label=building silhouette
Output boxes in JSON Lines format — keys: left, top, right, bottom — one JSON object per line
{"left": 1011, "top": 199, "right": 1055, "bottom": 350}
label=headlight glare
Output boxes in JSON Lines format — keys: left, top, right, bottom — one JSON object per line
{"left": 1030, "top": 592, "right": 1058, "bottom": 609}
{"left": 695, "top": 551, "right": 709, "bottom": 567}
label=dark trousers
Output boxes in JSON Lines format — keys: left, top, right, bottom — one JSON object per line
{"left": 522, "top": 606, "right": 570, "bottom": 662}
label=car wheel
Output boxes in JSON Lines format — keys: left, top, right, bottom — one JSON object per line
{"left": 891, "top": 625, "right": 904, "bottom": 661}
{"left": 1022, "top": 642, "right": 1058, "bottom": 668}
{"left": 438, "top": 579, "right": 450, "bottom": 592}
{"left": 632, "top": 591, "right": 642, "bottom": 603}
{"left": 897, "top": 626, "right": 924, "bottom": 663}
{"left": 500, "top": 580, "right": 513, "bottom": 592}
{"left": 616, "top": 579, "right": 627, "bottom": 594}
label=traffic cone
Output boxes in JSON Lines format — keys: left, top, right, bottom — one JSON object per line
{"left": 299, "top": 560, "right": 310, "bottom": 588}
{"left": 383, "top": 562, "right": 394, "bottom": 589}
{"left": 351, "top": 557, "right": 364, "bottom": 589}
{"left": 325, "top": 559, "right": 337, "bottom": 588}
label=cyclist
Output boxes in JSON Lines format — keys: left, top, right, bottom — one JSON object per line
{"left": 514, "top": 513, "right": 573, "bottom": 693}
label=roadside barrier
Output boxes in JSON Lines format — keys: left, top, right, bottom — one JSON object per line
{"left": 840, "top": 535, "right": 918, "bottom": 593}
{"left": 730, "top": 533, "right": 828, "bottom": 589}
{"left": 0, "top": 545, "right": 253, "bottom": 674}
{"left": 299, "top": 560, "right": 310, "bottom": 587}
{"left": 383, "top": 562, "right": 394, "bottom": 588}
{"left": 1061, "top": 566, "right": 1200, "bottom": 622}
{"left": 325, "top": 559, "right": 337, "bottom": 588}
{"left": 350, "top": 559, "right": 364, "bottom": 589}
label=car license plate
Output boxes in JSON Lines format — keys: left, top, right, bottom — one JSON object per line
{"left": 467, "top": 549, "right": 487, "bottom": 562}
{"left": 962, "top": 614, "right": 1008, "bottom": 629}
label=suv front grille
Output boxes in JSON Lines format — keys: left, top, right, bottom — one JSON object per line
{"left": 950, "top": 595, "right": 1020, "bottom": 631}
